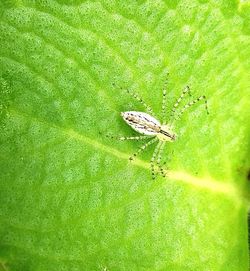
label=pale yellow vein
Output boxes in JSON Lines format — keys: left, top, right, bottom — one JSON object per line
{"left": 8, "top": 108, "right": 242, "bottom": 201}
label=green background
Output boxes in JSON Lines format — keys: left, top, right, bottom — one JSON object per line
{"left": 0, "top": 0, "right": 250, "bottom": 270}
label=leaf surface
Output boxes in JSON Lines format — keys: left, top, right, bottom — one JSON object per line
{"left": 0, "top": 0, "right": 250, "bottom": 270}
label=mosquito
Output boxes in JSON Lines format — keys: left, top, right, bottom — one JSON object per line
{"left": 108, "top": 79, "right": 209, "bottom": 179}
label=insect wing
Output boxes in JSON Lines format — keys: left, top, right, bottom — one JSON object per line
{"left": 121, "top": 111, "right": 160, "bottom": 135}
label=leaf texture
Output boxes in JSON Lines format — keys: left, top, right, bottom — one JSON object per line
{"left": 0, "top": 0, "right": 250, "bottom": 270}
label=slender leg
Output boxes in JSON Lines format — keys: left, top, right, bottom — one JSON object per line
{"left": 113, "top": 83, "right": 154, "bottom": 116}
{"left": 156, "top": 142, "right": 166, "bottom": 177}
{"left": 129, "top": 137, "right": 158, "bottom": 161}
{"left": 150, "top": 142, "right": 162, "bottom": 180}
{"left": 162, "top": 78, "right": 168, "bottom": 124}
{"left": 126, "top": 88, "right": 154, "bottom": 115}
{"left": 175, "top": 95, "right": 209, "bottom": 120}
{"left": 161, "top": 149, "right": 174, "bottom": 168}
{"left": 105, "top": 134, "right": 151, "bottom": 141}
{"left": 170, "top": 86, "right": 191, "bottom": 120}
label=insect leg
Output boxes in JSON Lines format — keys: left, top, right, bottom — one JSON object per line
{"left": 175, "top": 95, "right": 209, "bottom": 120}
{"left": 170, "top": 86, "right": 191, "bottom": 120}
{"left": 156, "top": 142, "right": 166, "bottom": 177}
{"left": 121, "top": 86, "right": 154, "bottom": 116}
{"left": 105, "top": 134, "right": 151, "bottom": 141}
{"left": 129, "top": 137, "right": 158, "bottom": 161}
{"left": 150, "top": 142, "right": 162, "bottom": 180}
{"left": 161, "top": 76, "right": 168, "bottom": 124}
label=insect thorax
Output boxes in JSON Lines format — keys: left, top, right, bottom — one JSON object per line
{"left": 157, "top": 124, "right": 176, "bottom": 142}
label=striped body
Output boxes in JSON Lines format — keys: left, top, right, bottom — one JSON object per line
{"left": 107, "top": 80, "right": 209, "bottom": 180}
{"left": 121, "top": 111, "right": 176, "bottom": 141}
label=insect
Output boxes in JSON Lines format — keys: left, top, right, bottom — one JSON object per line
{"left": 108, "top": 79, "right": 209, "bottom": 179}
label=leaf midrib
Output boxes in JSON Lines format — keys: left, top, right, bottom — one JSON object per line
{"left": 8, "top": 108, "right": 242, "bottom": 202}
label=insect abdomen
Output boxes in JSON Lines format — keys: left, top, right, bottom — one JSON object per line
{"left": 121, "top": 111, "right": 161, "bottom": 135}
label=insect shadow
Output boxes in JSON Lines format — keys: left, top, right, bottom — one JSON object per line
{"left": 106, "top": 77, "right": 209, "bottom": 179}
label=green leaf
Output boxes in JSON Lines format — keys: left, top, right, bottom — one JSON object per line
{"left": 0, "top": 0, "right": 250, "bottom": 270}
